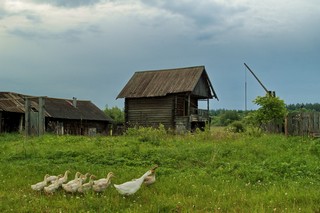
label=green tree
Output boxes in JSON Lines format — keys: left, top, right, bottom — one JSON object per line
{"left": 246, "top": 95, "right": 287, "bottom": 130}
{"left": 104, "top": 105, "right": 124, "bottom": 123}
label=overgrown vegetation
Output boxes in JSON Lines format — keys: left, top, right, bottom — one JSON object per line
{"left": 242, "top": 95, "right": 287, "bottom": 133}
{"left": 210, "top": 95, "right": 288, "bottom": 134}
{"left": 211, "top": 109, "right": 246, "bottom": 127}
{"left": 0, "top": 131, "right": 319, "bottom": 212}
{"left": 211, "top": 102, "right": 320, "bottom": 130}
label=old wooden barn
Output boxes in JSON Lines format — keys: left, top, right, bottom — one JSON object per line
{"left": 117, "top": 66, "right": 218, "bottom": 132}
{"left": 0, "top": 92, "right": 113, "bottom": 135}
{"left": 0, "top": 92, "right": 26, "bottom": 133}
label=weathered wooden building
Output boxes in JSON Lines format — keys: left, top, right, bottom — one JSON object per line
{"left": 117, "top": 66, "right": 218, "bottom": 132}
{"left": 0, "top": 92, "right": 26, "bottom": 133}
{"left": 0, "top": 92, "right": 113, "bottom": 135}
{"left": 42, "top": 97, "right": 113, "bottom": 135}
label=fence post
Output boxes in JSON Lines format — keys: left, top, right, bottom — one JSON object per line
{"left": 285, "top": 116, "right": 288, "bottom": 136}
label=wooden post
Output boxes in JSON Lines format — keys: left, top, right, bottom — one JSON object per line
{"left": 25, "top": 98, "right": 30, "bottom": 136}
{"left": 174, "top": 95, "right": 178, "bottom": 128}
{"left": 188, "top": 94, "right": 191, "bottom": 131}
{"left": 124, "top": 99, "right": 129, "bottom": 129}
{"left": 284, "top": 116, "right": 288, "bottom": 136}
{"left": 19, "top": 115, "right": 24, "bottom": 133}
{"left": 0, "top": 112, "right": 2, "bottom": 133}
{"left": 187, "top": 94, "right": 191, "bottom": 116}
{"left": 207, "top": 98, "right": 210, "bottom": 130}
{"left": 38, "top": 97, "right": 45, "bottom": 136}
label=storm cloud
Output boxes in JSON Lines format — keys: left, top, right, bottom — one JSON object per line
{"left": 1, "top": 0, "right": 320, "bottom": 109}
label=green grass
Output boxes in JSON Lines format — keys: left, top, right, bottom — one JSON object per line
{"left": 0, "top": 130, "right": 320, "bottom": 212}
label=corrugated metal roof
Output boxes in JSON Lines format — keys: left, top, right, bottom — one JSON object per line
{"left": 0, "top": 92, "right": 112, "bottom": 122}
{"left": 117, "top": 66, "right": 218, "bottom": 99}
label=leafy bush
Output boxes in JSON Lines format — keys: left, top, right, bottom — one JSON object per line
{"left": 248, "top": 95, "right": 287, "bottom": 131}
{"left": 219, "top": 110, "right": 241, "bottom": 126}
{"left": 226, "top": 121, "right": 246, "bottom": 133}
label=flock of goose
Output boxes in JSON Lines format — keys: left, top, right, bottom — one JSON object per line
{"left": 31, "top": 165, "right": 158, "bottom": 196}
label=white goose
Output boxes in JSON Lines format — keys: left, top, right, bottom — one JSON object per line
{"left": 92, "top": 172, "right": 115, "bottom": 193}
{"left": 63, "top": 171, "right": 81, "bottom": 186}
{"left": 56, "top": 170, "right": 71, "bottom": 186}
{"left": 114, "top": 170, "right": 153, "bottom": 196}
{"left": 46, "top": 174, "right": 62, "bottom": 184}
{"left": 78, "top": 175, "right": 96, "bottom": 193}
{"left": 93, "top": 172, "right": 114, "bottom": 185}
{"left": 31, "top": 174, "right": 50, "bottom": 191}
{"left": 80, "top": 173, "right": 90, "bottom": 182}
{"left": 62, "top": 176, "right": 82, "bottom": 193}
{"left": 144, "top": 165, "right": 158, "bottom": 186}
{"left": 44, "top": 179, "right": 60, "bottom": 194}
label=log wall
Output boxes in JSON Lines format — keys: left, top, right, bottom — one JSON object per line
{"left": 125, "top": 96, "right": 175, "bottom": 129}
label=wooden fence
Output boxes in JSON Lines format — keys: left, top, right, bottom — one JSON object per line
{"left": 285, "top": 112, "right": 320, "bottom": 136}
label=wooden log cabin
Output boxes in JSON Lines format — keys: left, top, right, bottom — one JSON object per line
{"left": 117, "top": 66, "right": 218, "bottom": 132}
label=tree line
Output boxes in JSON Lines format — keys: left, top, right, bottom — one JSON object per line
{"left": 286, "top": 103, "right": 320, "bottom": 112}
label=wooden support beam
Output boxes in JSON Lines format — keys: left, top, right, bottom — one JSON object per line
{"left": 0, "top": 112, "right": 2, "bottom": 133}
{"left": 38, "top": 97, "right": 45, "bottom": 136}
{"left": 25, "top": 98, "right": 30, "bottom": 136}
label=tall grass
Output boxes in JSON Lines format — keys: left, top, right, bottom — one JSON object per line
{"left": 0, "top": 130, "right": 319, "bottom": 212}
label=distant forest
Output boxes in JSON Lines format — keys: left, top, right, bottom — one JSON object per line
{"left": 286, "top": 103, "right": 320, "bottom": 112}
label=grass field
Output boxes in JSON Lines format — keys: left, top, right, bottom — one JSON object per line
{"left": 0, "top": 129, "right": 320, "bottom": 212}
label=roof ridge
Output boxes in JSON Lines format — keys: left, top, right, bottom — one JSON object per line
{"left": 135, "top": 65, "right": 205, "bottom": 74}
{"left": 45, "top": 96, "right": 90, "bottom": 102}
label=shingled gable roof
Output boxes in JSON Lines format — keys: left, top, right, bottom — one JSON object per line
{"left": 0, "top": 92, "right": 112, "bottom": 122}
{"left": 117, "top": 66, "right": 218, "bottom": 99}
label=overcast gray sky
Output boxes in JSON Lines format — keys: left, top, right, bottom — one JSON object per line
{"left": 1, "top": 0, "right": 319, "bottom": 110}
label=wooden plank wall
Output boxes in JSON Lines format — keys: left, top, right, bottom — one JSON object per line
{"left": 193, "top": 74, "right": 211, "bottom": 97}
{"left": 46, "top": 119, "right": 110, "bottom": 135}
{"left": 176, "top": 95, "right": 185, "bottom": 116}
{"left": 286, "top": 112, "right": 320, "bottom": 136}
{"left": 125, "top": 96, "right": 175, "bottom": 129}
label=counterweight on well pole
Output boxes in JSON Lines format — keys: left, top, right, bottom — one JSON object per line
{"left": 244, "top": 63, "right": 275, "bottom": 97}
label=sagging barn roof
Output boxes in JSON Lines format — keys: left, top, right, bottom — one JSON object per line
{"left": 0, "top": 92, "right": 30, "bottom": 113}
{"left": 44, "top": 97, "right": 111, "bottom": 121}
{"left": 117, "top": 66, "right": 218, "bottom": 99}
{"left": 0, "top": 92, "right": 112, "bottom": 122}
